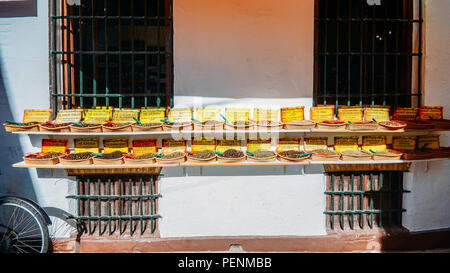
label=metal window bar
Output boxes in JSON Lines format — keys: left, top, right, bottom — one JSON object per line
{"left": 313, "top": 0, "right": 423, "bottom": 111}
{"left": 67, "top": 175, "right": 162, "bottom": 236}
{"left": 325, "top": 171, "right": 408, "bottom": 231}
{"left": 50, "top": 0, "right": 174, "bottom": 115}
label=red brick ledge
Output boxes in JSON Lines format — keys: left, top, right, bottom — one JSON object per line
{"left": 51, "top": 228, "right": 450, "bottom": 253}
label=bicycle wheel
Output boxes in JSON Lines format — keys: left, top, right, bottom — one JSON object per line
{"left": 0, "top": 198, "right": 49, "bottom": 253}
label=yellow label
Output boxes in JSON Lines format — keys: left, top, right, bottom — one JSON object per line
{"left": 277, "top": 138, "right": 300, "bottom": 152}
{"left": 112, "top": 109, "right": 139, "bottom": 123}
{"left": 364, "top": 108, "right": 390, "bottom": 122}
{"left": 191, "top": 139, "right": 216, "bottom": 153}
{"left": 338, "top": 108, "right": 364, "bottom": 122}
{"left": 253, "top": 109, "right": 279, "bottom": 122}
{"left": 334, "top": 136, "right": 359, "bottom": 153}
{"left": 55, "top": 109, "right": 83, "bottom": 124}
{"left": 103, "top": 139, "right": 129, "bottom": 154}
{"left": 132, "top": 140, "right": 157, "bottom": 156}
{"left": 393, "top": 108, "right": 419, "bottom": 121}
{"left": 304, "top": 137, "right": 328, "bottom": 152}
{"left": 84, "top": 109, "right": 110, "bottom": 124}
{"left": 140, "top": 108, "right": 166, "bottom": 124}
{"left": 225, "top": 108, "right": 251, "bottom": 123}
{"left": 162, "top": 140, "right": 186, "bottom": 154}
{"left": 281, "top": 107, "right": 305, "bottom": 123}
{"left": 93, "top": 106, "right": 114, "bottom": 118}
{"left": 217, "top": 140, "right": 242, "bottom": 154}
{"left": 247, "top": 139, "right": 271, "bottom": 153}
{"left": 196, "top": 108, "right": 222, "bottom": 122}
{"left": 23, "top": 109, "right": 52, "bottom": 123}
{"left": 41, "top": 139, "right": 68, "bottom": 153}
{"left": 168, "top": 108, "right": 192, "bottom": 123}
{"left": 416, "top": 135, "right": 440, "bottom": 150}
{"left": 392, "top": 136, "right": 416, "bottom": 152}
{"left": 310, "top": 107, "right": 334, "bottom": 122}
{"left": 74, "top": 138, "right": 100, "bottom": 153}
{"left": 362, "top": 136, "right": 387, "bottom": 153}
{"left": 419, "top": 107, "right": 443, "bottom": 120}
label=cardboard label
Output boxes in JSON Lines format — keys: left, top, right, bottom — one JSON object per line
{"left": 162, "top": 140, "right": 186, "bottom": 154}
{"left": 338, "top": 108, "right": 364, "bottom": 122}
{"left": 225, "top": 108, "right": 251, "bottom": 123}
{"left": 196, "top": 108, "right": 222, "bottom": 122}
{"left": 217, "top": 140, "right": 242, "bottom": 154}
{"left": 310, "top": 107, "right": 334, "bottom": 122}
{"left": 103, "top": 139, "right": 129, "bottom": 154}
{"left": 140, "top": 108, "right": 165, "bottom": 124}
{"left": 416, "top": 135, "right": 440, "bottom": 150}
{"left": 393, "top": 108, "right": 419, "bottom": 121}
{"left": 55, "top": 109, "right": 83, "bottom": 124}
{"left": 112, "top": 109, "right": 139, "bottom": 123}
{"left": 247, "top": 139, "right": 271, "bottom": 153}
{"left": 84, "top": 109, "right": 110, "bottom": 124}
{"left": 392, "top": 136, "right": 416, "bottom": 152}
{"left": 362, "top": 136, "right": 387, "bottom": 153}
{"left": 41, "top": 139, "right": 68, "bottom": 153}
{"left": 23, "top": 109, "right": 52, "bottom": 123}
{"left": 334, "top": 136, "right": 359, "bottom": 153}
{"left": 74, "top": 138, "right": 100, "bottom": 153}
{"left": 253, "top": 109, "right": 278, "bottom": 122}
{"left": 281, "top": 107, "right": 305, "bottom": 123}
{"left": 191, "top": 139, "right": 216, "bottom": 153}
{"left": 304, "top": 137, "right": 328, "bottom": 152}
{"left": 364, "top": 108, "right": 390, "bottom": 122}
{"left": 277, "top": 138, "right": 300, "bottom": 152}
{"left": 132, "top": 139, "right": 157, "bottom": 156}
{"left": 419, "top": 106, "right": 443, "bottom": 120}
{"left": 168, "top": 108, "right": 192, "bottom": 123}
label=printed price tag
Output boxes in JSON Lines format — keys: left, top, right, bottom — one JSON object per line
{"left": 132, "top": 139, "right": 157, "bottom": 156}
{"left": 362, "top": 136, "right": 387, "bottom": 153}
{"left": 84, "top": 109, "right": 110, "bottom": 124}
{"left": 217, "top": 140, "right": 242, "bottom": 154}
{"left": 304, "top": 137, "right": 328, "bottom": 152}
{"left": 112, "top": 109, "right": 139, "bottom": 123}
{"left": 338, "top": 108, "right": 364, "bottom": 122}
{"left": 364, "top": 108, "right": 390, "bottom": 122}
{"left": 103, "top": 139, "right": 129, "bottom": 154}
{"left": 162, "top": 140, "right": 186, "bottom": 154}
{"left": 281, "top": 107, "right": 305, "bottom": 123}
{"left": 168, "top": 108, "right": 192, "bottom": 123}
{"left": 55, "top": 109, "right": 83, "bottom": 124}
{"left": 196, "top": 108, "right": 222, "bottom": 122}
{"left": 419, "top": 106, "right": 443, "bottom": 120}
{"left": 74, "top": 138, "right": 100, "bottom": 153}
{"left": 140, "top": 108, "right": 166, "bottom": 124}
{"left": 310, "top": 107, "right": 334, "bottom": 122}
{"left": 191, "top": 139, "right": 216, "bottom": 153}
{"left": 392, "top": 136, "right": 416, "bottom": 152}
{"left": 393, "top": 108, "right": 419, "bottom": 121}
{"left": 277, "top": 138, "right": 300, "bottom": 152}
{"left": 23, "top": 109, "right": 52, "bottom": 123}
{"left": 253, "top": 109, "right": 279, "bottom": 122}
{"left": 41, "top": 139, "right": 68, "bottom": 153}
{"left": 416, "top": 135, "right": 440, "bottom": 150}
{"left": 225, "top": 108, "right": 251, "bottom": 123}
{"left": 247, "top": 139, "right": 271, "bottom": 153}
{"left": 334, "top": 136, "right": 359, "bottom": 153}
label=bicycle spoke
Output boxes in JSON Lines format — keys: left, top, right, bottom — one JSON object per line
{"left": 16, "top": 241, "right": 41, "bottom": 253}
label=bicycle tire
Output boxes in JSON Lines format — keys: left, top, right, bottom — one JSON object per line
{"left": 0, "top": 198, "right": 49, "bottom": 253}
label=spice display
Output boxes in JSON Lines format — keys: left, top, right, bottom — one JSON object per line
{"left": 26, "top": 152, "right": 62, "bottom": 159}
{"left": 135, "top": 123, "right": 161, "bottom": 127}
{"left": 163, "top": 151, "right": 185, "bottom": 159}
{"left": 40, "top": 122, "right": 71, "bottom": 128}
{"left": 310, "top": 106, "right": 335, "bottom": 122}
{"left": 100, "top": 151, "right": 123, "bottom": 159}
{"left": 222, "top": 149, "right": 245, "bottom": 158}
{"left": 252, "top": 150, "right": 275, "bottom": 158}
{"left": 278, "top": 150, "right": 308, "bottom": 158}
{"left": 22, "top": 109, "right": 52, "bottom": 123}
{"left": 378, "top": 121, "right": 407, "bottom": 130}
{"left": 281, "top": 107, "right": 305, "bottom": 123}
{"left": 132, "top": 153, "right": 155, "bottom": 160}
{"left": 63, "top": 152, "right": 93, "bottom": 160}
{"left": 312, "top": 149, "right": 339, "bottom": 155}
{"left": 364, "top": 108, "right": 389, "bottom": 122}
{"left": 191, "top": 150, "right": 216, "bottom": 159}
{"left": 41, "top": 139, "right": 69, "bottom": 153}
{"left": 341, "top": 151, "right": 367, "bottom": 156}
{"left": 71, "top": 123, "right": 100, "bottom": 128}
{"left": 257, "top": 121, "right": 280, "bottom": 126}
{"left": 104, "top": 122, "right": 132, "bottom": 128}
{"left": 55, "top": 109, "right": 83, "bottom": 124}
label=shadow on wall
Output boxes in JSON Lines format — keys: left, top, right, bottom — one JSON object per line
{"left": 0, "top": 49, "right": 37, "bottom": 201}
{"left": 0, "top": 0, "right": 37, "bottom": 17}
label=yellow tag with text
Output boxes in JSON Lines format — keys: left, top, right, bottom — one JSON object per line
{"left": 253, "top": 109, "right": 279, "bottom": 122}
{"left": 168, "top": 108, "right": 192, "bottom": 123}
{"left": 196, "top": 108, "right": 222, "bottom": 122}
{"left": 217, "top": 140, "right": 242, "bottom": 154}
{"left": 41, "top": 139, "right": 68, "bottom": 153}
{"left": 392, "top": 136, "right": 416, "bottom": 152}
{"left": 103, "top": 139, "right": 129, "bottom": 154}
{"left": 162, "top": 140, "right": 186, "bottom": 154}
{"left": 225, "top": 108, "right": 251, "bottom": 123}
{"left": 55, "top": 109, "right": 83, "bottom": 124}
{"left": 277, "top": 138, "right": 300, "bottom": 152}
{"left": 74, "top": 138, "right": 100, "bottom": 153}
{"left": 23, "top": 109, "right": 52, "bottom": 123}
{"left": 281, "top": 107, "right": 305, "bottom": 122}
{"left": 362, "top": 136, "right": 387, "bottom": 153}
{"left": 112, "top": 109, "right": 139, "bottom": 123}
{"left": 132, "top": 139, "right": 157, "bottom": 156}
{"left": 310, "top": 107, "right": 334, "bottom": 122}
{"left": 84, "top": 109, "right": 110, "bottom": 124}
{"left": 417, "top": 135, "right": 440, "bottom": 150}
{"left": 304, "top": 137, "right": 328, "bottom": 152}
{"left": 247, "top": 139, "right": 271, "bottom": 153}
{"left": 140, "top": 108, "right": 166, "bottom": 124}
{"left": 192, "top": 139, "right": 216, "bottom": 153}
{"left": 334, "top": 136, "right": 359, "bottom": 153}
{"left": 364, "top": 108, "right": 390, "bottom": 122}
{"left": 338, "top": 108, "right": 364, "bottom": 122}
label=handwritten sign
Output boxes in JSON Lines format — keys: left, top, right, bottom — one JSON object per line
{"left": 364, "top": 108, "right": 390, "bottom": 122}
{"left": 103, "top": 139, "right": 129, "bottom": 154}
{"left": 281, "top": 107, "right": 305, "bottom": 123}
{"left": 277, "top": 138, "right": 300, "bottom": 152}
{"left": 392, "top": 136, "right": 416, "bottom": 152}
{"left": 132, "top": 139, "right": 157, "bottom": 156}
{"left": 362, "top": 136, "right": 387, "bottom": 153}
{"left": 112, "top": 109, "right": 139, "bottom": 123}
{"left": 225, "top": 108, "right": 251, "bottom": 123}
{"left": 419, "top": 106, "right": 443, "bottom": 120}
{"left": 310, "top": 107, "right": 334, "bottom": 122}
{"left": 191, "top": 139, "right": 216, "bottom": 153}
{"left": 74, "top": 138, "right": 99, "bottom": 153}
{"left": 334, "top": 136, "right": 359, "bottom": 153}
{"left": 338, "top": 108, "right": 364, "bottom": 122}
{"left": 162, "top": 140, "right": 186, "bottom": 154}
{"left": 253, "top": 109, "right": 279, "bottom": 122}
{"left": 168, "top": 108, "right": 192, "bottom": 123}
{"left": 140, "top": 108, "right": 165, "bottom": 124}
{"left": 393, "top": 108, "right": 418, "bottom": 121}
{"left": 196, "top": 108, "right": 222, "bottom": 122}
{"left": 247, "top": 139, "right": 272, "bottom": 153}
{"left": 304, "top": 137, "right": 328, "bottom": 152}
{"left": 84, "top": 109, "right": 110, "bottom": 124}
{"left": 217, "top": 140, "right": 242, "bottom": 154}
{"left": 55, "top": 109, "right": 83, "bottom": 124}
{"left": 23, "top": 109, "right": 52, "bottom": 123}
{"left": 41, "top": 139, "right": 68, "bottom": 153}
{"left": 416, "top": 135, "right": 440, "bottom": 150}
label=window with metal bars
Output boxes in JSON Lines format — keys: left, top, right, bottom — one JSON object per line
{"left": 50, "top": 0, "right": 173, "bottom": 113}
{"left": 67, "top": 175, "right": 161, "bottom": 236}
{"left": 325, "top": 172, "right": 408, "bottom": 231}
{"left": 314, "top": 0, "right": 423, "bottom": 110}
